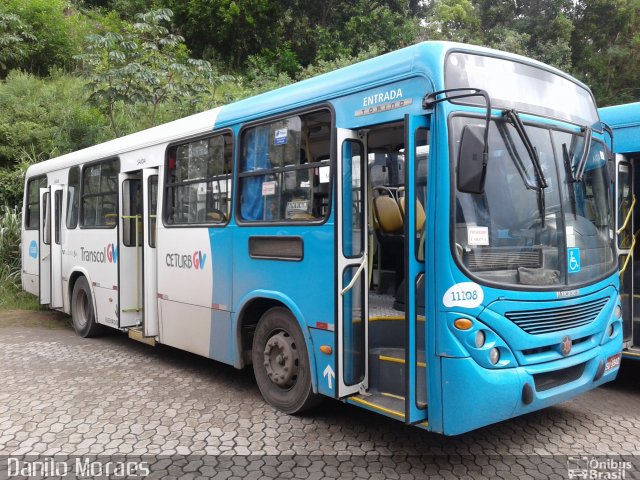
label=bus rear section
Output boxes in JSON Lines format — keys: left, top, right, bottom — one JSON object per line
{"left": 600, "top": 101, "right": 640, "bottom": 360}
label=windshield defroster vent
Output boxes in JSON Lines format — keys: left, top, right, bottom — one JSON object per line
{"left": 505, "top": 297, "right": 608, "bottom": 334}
{"left": 467, "top": 249, "right": 541, "bottom": 271}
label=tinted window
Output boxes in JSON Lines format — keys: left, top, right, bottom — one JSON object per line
{"left": 148, "top": 175, "right": 158, "bottom": 247}
{"left": 66, "top": 167, "right": 80, "bottom": 229}
{"left": 81, "top": 159, "right": 119, "bottom": 228}
{"left": 25, "top": 176, "right": 47, "bottom": 230}
{"left": 238, "top": 110, "right": 332, "bottom": 222}
{"left": 165, "top": 133, "right": 233, "bottom": 225}
{"left": 54, "top": 190, "right": 62, "bottom": 244}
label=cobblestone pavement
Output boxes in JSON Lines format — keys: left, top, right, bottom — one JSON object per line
{"left": 0, "top": 310, "right": 639, "bottom": 479}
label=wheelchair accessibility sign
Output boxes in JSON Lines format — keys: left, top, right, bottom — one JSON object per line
{"left": 568, "top": 247, "right": 581, "bottom": 274}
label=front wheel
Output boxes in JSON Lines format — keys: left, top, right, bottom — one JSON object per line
{"left": 71, "top": 276, "right": 103, "bottom": 338}
{"left": 252, "top": 307, "right": 321, "bottom": 414}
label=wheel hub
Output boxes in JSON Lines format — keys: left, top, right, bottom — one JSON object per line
{"left": 263, "top": 332, "right": 299, "bottom": 387}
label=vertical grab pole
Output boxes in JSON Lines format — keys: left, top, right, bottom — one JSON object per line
{"left": 135, "top": 214, "right": 141, "bottom": 312}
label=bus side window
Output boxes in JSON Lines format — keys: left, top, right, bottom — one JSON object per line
{"left": 148, "top": 175, "right": 158, "bottom": 247}
{"left": 81, "top": 158, "right": 119, "bottom": 228}
{"left": 165, "top": 132, "right": 233, "bottom": 226}
{"left": 54, "top": 190, "right": 62, "bottom": 245}
{"left": 238, "top": 109, "right": 332, "bottom": 223}
{"left": 67, "top": 166, "right": 80, "bottom": 229}
{"left": 25, "top": 176, "right": 47, "bottom": 230}
{"left": 42, "top": 192, "right": 50, "bottom": 245}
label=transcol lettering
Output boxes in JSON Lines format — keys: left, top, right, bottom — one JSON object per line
{"left": 80, "top": 244, "right": 118, "bottom": 264}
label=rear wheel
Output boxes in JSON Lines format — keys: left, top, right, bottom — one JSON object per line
{"left": 71, "top": 276, "right": 103, "bottom": 338}
{"left": 252, "top": 307, "right": 321, "bottom": 414}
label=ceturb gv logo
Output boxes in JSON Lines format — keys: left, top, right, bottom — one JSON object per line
{"left": 166, "top": 250, "right": 207, "bottom": 270}
{"left": 81, "top": 244, "right": 118, "bottom": 264}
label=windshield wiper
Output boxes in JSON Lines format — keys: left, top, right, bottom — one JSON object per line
{"left": 573, "top": 126, "right": 593, "bottom": 182}
{"left": 503, "top": 109, "right": 547, "bottom": 226}
{"left": 562, "top": 143, "right": 578, "bottom": 219}
{"left": 496, "top": 122, "right": 537, "bottom": 190}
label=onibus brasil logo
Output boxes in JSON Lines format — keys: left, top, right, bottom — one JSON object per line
{"left": 81, "top": 244, "right": 118, "bottom": 264}
{"left": 166, "top": 250, "right": 207, "bottom": 270}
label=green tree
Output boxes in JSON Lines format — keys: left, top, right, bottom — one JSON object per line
{"left": 76, "top": 8, "right": 223, "bottom": 133}
{"left": 420, "top": 0, "right": 482, "bottom": 43}
{"left": 0, "top": 70, "right": 107, "bottom": 168}
{"left": 570, "top": 0, "right": 640, "bottom": 105}
{"left": 163, "top": 0, "right": 281, "bottom": 69}
{"left": 0, "top": 12, "right": 35, "bottom": 76}
{"left": 1, "top": 0, "right": 80, "bottom": 75}
{"left": 421, "top": 0, "right": 575, "bottom": 70}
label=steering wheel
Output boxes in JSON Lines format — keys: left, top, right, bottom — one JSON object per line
{"left": 206, "top": 208, "right": 227, "bottom": 223}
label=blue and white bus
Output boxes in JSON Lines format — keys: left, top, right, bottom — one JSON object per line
{"left": 22, "top": 41, "right": 622, "bottom": 435}
{"left": 599, "top": 102, "right": 640, "bottom": 360}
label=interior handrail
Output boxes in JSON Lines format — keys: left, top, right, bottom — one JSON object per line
{"left": 619, "top": 229, "right": 639, "bottom": 277}
{"left": 341, "top": 259, "right": 367, "bottom": 296}
{"left": 617, "top": 195, "right": 636, "bottom": 235}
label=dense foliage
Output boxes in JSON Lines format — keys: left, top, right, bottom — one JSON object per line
{"left": 0, "top": 0, "right": 638, "bottom": 295}
{"left": 0, "top": 0, "right": 639, "bottom": 205}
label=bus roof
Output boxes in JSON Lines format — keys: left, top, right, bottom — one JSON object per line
{"left": 26, "top": 41, "right": 590, "bottom": 178}
{"left": 599, "top": 102, "right": 640, "bottom": 154}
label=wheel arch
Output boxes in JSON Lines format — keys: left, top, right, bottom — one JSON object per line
{"left": 68, "top": 267, "right": 97, "bottom": 319}
{"left": 234, "top": 290, "right": 318, "bottom": 393}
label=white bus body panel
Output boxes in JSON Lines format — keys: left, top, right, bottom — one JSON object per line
{"left": 66, "top": 228, "right": 119, "bottom": 328}
{"left": 22, "top": 228, "right": 40, "bottom": 296}
{"left": 155, "top": 164, "right": 233, "bottom": 361}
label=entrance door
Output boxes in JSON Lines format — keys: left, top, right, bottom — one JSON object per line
{"left": 38, "top": 188, "right": 51, "bottom": 305}
{"left": 50, "top": 185, "right": 64, "bottom": 308}
{"left": 616, "top": 156, "right": 634, "bottom": 346}
{"left": 142, "top": 168, "right": 159, "bottom": 337}
{"left": 404, "top": 114, "right": 429, "bottom": 424}
{"left": 336, "top": 129, "right": 369, "bottom": 397}
{"left": 118, "top": 172, "right": 143, "bottom": 328}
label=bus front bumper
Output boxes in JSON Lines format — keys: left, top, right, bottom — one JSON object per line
{"left": 439, "top": 339, "right": 622, "bottom": 435}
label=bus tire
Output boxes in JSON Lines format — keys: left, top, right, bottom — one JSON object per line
{"left": 71, "top": 276, "right": 102, "bottom": 338}
{"left": 252, "top": 307, "right": 322, "bottom": 414}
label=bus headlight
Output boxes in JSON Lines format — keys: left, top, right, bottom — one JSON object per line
{"left": 615, "top": 305, "right": 622, "bottom": 319}
{"left": 489, "top": 348, "right": 500, "bottom": 365}
{"left": 447, "top": 313, "right": 515, "bottom": 368}
{"left": 608, "top": 323, "right": 615, "bottom": 338}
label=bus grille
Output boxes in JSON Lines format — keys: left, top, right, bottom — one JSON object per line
{"left": 533, "top": 362, "right": 586, "bottom": 391}
{"left": 467, "top": 250, "right": 541, "bottom": 271}
{"left": 505, "top": 298, "right": 608, "bottom": 334}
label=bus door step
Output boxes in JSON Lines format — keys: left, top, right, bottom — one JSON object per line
{"left": 368, "top": 347, "right": 427, "bottom": 407}
{"left": 623, "top": 346, "right": 640, "bottom": 359}
{"left": 128, "top": 327, "right": 156, "bottom": 347}
{"left": 349, "top": 392, "right": 406, "bottom": 421}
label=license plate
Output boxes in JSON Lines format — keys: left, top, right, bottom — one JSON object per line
{"left": 605, "top": 353, "right": 622, "bottom": 373}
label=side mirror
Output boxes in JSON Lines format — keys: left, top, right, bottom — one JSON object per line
{"left": 457, "top": 124, "right": 488, "bottom": 194}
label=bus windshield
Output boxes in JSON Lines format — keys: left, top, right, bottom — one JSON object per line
{"left": 452, "top": 115, "right": 616, "bottom": 288}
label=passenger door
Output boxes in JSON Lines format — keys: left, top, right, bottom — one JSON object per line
{"left": 335, "top": 128, "right": 368, "bottom": 397}
{"left": 404, "top": 114, "right": 429, "bottom": 424}
{"left": 50, "top": 185, "right": 64, "bottom": 308}
{"left": 38, "top": 188, "right": 51, "bottom": 305}
{"left": 118, "top": 172, "right": 143, "bottom": 328}
{"left": 616, "top": 156, "right": 634, "bottom": 346}
{"left": 143, "top": 168, "right": 159, "bottom": 337}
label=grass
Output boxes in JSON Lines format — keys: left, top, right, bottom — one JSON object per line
{"left": 0, "top": 205, "right": 41, "bottom": 311}
{"left": 0, "top": 279, "right": 40, "bottom": 310}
